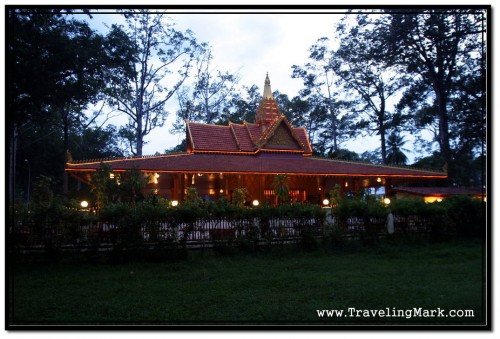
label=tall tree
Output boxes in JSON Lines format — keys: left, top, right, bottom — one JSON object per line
{"left": 8, "top": 9, "right": 131, "bottom": 195}
{"left": 171, "top": 46, "right": 239, "bottom": 133}
{"left": 107, "top": 11, "right": 202, "bottom": 156}
{"left": 227, "top": 85, "right": 261, "bottom": 124}
{"left": 330, "top": 15, "right": 410, "bottom": 164}
{"left": 386, "top": 130, "right": 410, "bottom": 165}
{"left": 380, "top": 9, "right": 486, "bottom": 179}
{"left": 292, "top": 37, "right": 354, "bottom": 153}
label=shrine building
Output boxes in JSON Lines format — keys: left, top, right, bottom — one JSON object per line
{"left": 66, "top": 74, "right": 447, "bottom": 205}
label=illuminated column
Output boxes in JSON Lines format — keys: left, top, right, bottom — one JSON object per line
{"left": 385, "top": 178, "right": 393, "bottom": 196}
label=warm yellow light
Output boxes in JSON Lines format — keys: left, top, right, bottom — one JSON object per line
{"left": 171, "top": 200, "right": 179, "bottom": 207}
{"left": 424, "top": 196, "right": 443, "bottom": 203}
{"left": 376, "top": 177, "right": 382, "bottom": 183}
{"left": 383, "top": 198, "right": 391, "bottom": 205}
{"left": 322, "top": 199, "right": 330, "bottom": 206}
{"left": 109, "top": 173, "right": 115, "bottom": 179}
{"left": 80, "top": 200, "right": 89, "bottom": 208}
{"left": 219, "top": 189, "right": 224, "bottom": 193}
{"left": 252, "top": 200, "right": 260, "bottom": 207}
{"left": 345, "top": 181, "right": 348, "bottom": 187}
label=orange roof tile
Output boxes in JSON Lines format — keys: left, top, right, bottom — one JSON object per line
{"left": 66, "top": 153, "right": 447, "bottom": 179}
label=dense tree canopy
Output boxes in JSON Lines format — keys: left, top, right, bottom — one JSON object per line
{"left": 8, "top": 9, "right": 135, "bottom": 198}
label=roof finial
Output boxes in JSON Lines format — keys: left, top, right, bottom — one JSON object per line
{"left": 263, "top": 73, "right": 273, "bottom": 99}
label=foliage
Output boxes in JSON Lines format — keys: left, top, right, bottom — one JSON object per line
{"left": 331, "top": 15, "right": 411, "bottom": 164}
{"left": 172, "top": 47, "right": 240, "bottom": 134}
{"left": 90, "top": 164, "right": 146, "bottom": 208}
{"left": 232, "top": 188, "right": 249, "bottom": 207}
{"left": 7, "top": 9, "right": 136, "bottom": 199}
{"left": 272, "top": 174, "right": 290, "bottom": 204}
{"left": 31, "top": 175, "right": 54, "bottom": 211}
{"left": 291, "top": 38, "right": 355, "bottom": 153}
{"left": 380, "top": 9, "right": 486, "bottom": 180}
{"left": 184, "top": 186, "right": 202, "bottom": 205}
{"left": 442, "top": 195, "right": 485, "bottom": 238}
{"left": 386, "top": 130, "right": 410, "bottom": 165}
{"left": 105, "top": 10, "right": 203, "bottom": 156}
{"left": 333, "top": 197, "right": 389, "bottom": 220}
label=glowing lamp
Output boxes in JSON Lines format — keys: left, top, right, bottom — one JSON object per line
{"left": 383, "top": 198, "right": 391, "bottom": 205}
{"left": 322, "top": 199, "right": 330, "bottom": 206}
{"left": 252, "top": 200, "right": 260, "bottom": 207}
{"left": 80, "top": 200, "right": 89, "bottom": 208}
{"left": 376, "top": 177, "right": 382, "bottom": 183}
{"left": 171, "top": 200, "right": 179, "bottom": 207}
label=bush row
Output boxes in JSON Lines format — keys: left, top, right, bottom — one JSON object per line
{"left": 332, "top": 195, "right": 485, "bottom": 239}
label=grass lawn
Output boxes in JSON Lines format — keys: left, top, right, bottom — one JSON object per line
{"left": 9, "top": 239, "right": 486, "bottom": 326}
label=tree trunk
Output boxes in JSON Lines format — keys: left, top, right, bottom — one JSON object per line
{"left": 380, "top": 128, "right": 387, "bottom": 165}
{"left": 136, "top": 115, "right": 143, "bottom": 157}
{"left": 9, "top": 125, "right": 17, "bottom": 204}
{"left": 436, "top": 86, "right": 452, "bottom": 180}
{"left": 329, "top": 105, "right": 338, "bottom": 152}
{"left": 62, "top": 110, "right": 69, "bottom": 195}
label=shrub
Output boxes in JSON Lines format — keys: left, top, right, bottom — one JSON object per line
{"left": 443, "top": 195, "right": 485, "bottom": 239}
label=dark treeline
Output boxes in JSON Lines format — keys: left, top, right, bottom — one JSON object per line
{"left": 7, "top": 8, "right": 487, "bottom": 205}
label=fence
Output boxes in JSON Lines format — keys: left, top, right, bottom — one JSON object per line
{"left": 10, "top": 212, "right": 438, "bottom": 252}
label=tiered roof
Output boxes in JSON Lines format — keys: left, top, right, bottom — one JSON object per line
{"left": 186, "top": 118, "right": 312, "bottom": 155}
{"left": 186, "top": 74, "right": 313, "bottom": 155}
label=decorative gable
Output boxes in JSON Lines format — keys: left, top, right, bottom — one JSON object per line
{"left": 257, "top": 117, "right": 306, "bottom": 153}
{"left": 263, "top": 122, "right": 303, "bottom": 150}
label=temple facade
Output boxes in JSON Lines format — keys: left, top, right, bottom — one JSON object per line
{"left": 66, "top": 74, "right": 447, "bottom": 205}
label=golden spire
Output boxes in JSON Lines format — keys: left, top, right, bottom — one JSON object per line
{"left": 263, "top": 72, "right": 273, "bottom": 99}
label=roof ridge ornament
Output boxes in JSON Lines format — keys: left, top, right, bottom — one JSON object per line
{"left": 263, "top": 72, "right": 273, "bottom": 99}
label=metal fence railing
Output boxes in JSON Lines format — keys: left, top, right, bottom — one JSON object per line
{"left": 9, "top": 214, "right": 437, "bottom": 251}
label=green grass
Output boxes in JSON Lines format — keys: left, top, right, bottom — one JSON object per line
{"left": 9, "top": 240, "right": 486, "bottom": 326}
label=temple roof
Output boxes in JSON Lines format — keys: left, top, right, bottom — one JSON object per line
{"left": 66, "top": 153, "right": 446, "bottom": 179}
{"left": 186, "top": 116, "right": 313, "bottom": 155}
{"left": 185, "top": 74, "right": 313, "bottom": 155}
{"left": 255, "top": 73, "right": 281, "bottom": 126}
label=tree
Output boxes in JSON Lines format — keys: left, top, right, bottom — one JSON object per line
{"left": 7, "top": 9, "right": 132, "bottom": 196}
{"left": 227, "top": 85, "right": 262, "bottom": 124}
{"left": 272, "top": 174, "right": 290, "bottom": 205}
{"left": 292, "top": 37, "right": 355, "bottom": 154}
{"left": 330, "top": 15, "right": 410, "bottom": 164}
{"left": 385, "top": 130, "right": 410, "bottom": 165}
{"left": 380, "top": 9, "right": 486, "bottom": 180}
{"left": 106, "top": 11, "right": 202, "bottom": 156}
{"left": 171, "top": 47, "right": 239, "bottom": 133}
